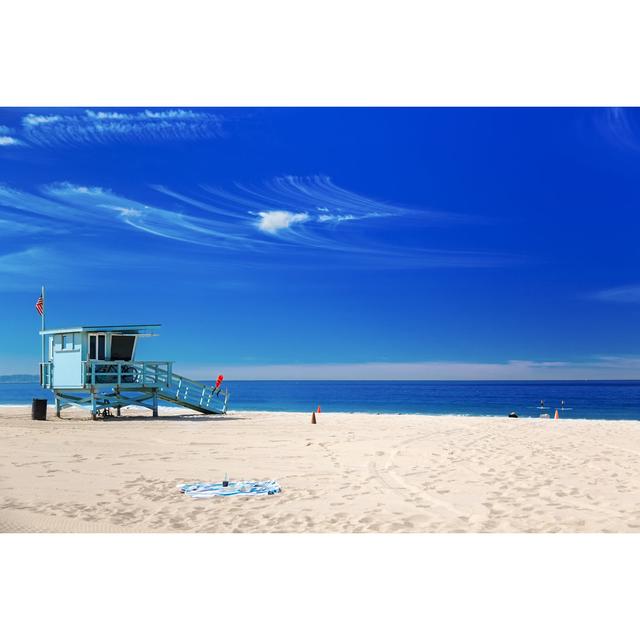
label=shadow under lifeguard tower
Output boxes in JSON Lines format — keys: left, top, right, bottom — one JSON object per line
{"left": 40, "top": 324, "right": 228, "bottom": 419}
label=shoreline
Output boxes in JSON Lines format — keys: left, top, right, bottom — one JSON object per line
{"left": 0, "top": 402, "right": 637, "bottom": 422}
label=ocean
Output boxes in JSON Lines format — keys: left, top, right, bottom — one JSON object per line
{"left": 1, "top": 380, "right": 639, "bottom": 420}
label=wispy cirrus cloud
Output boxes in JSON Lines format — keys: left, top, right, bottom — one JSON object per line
{"left": 0, "top": 184, "right": 97, "bottom": 226}
{"left": 590, "top": 284, "right": 640, "bottom": 303}
{"left": 197, "top": 175, "right": 471, "bottom": 226}
{"left": 17, "top": 109, "right": 224, "bottom": 147}
{"left": 596, "top": 107, "right": 640, "bottom": 153}
{"left": 0, "top": 212, "right": 49, "bottom": 235}
{"left": 41, "top": 182, "right": 273, "bottom": 252}
{"left": 186, "top": 176, "right": 494, "bottom": 264}
{"left": 0, "top": 176, "right": 508, "bottom": 268}
{"left": 0, "top": 247, "right": 75, "bottom": 291}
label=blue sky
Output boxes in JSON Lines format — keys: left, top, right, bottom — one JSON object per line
{"left": 0, "top": 107, "right": 639, "bottom": 379}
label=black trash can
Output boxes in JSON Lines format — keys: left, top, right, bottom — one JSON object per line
{"left": 32, "top": 398, "right": 48, "bottom": 421}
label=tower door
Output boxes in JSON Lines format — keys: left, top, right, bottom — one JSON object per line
{"left": 88, "top": 333, "right": 106, "bottom": 360}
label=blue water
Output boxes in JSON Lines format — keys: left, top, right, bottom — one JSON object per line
{"left": 2, "top": 380, "right": 639, "bottom": 420}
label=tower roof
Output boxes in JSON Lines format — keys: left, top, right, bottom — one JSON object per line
{"left": 39, "top": 324, "right": 160, "bottom": 336}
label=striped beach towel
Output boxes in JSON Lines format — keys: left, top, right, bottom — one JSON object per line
{"left": 177, "top": 480, "right": 281, "bottom": 498}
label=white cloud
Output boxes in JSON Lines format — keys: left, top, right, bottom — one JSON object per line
{"left": 48, "top": 182, "right": 107, "bottom": 196}
{"left": 182, "top": 357, "right": 640, "bottom": 381}
{"left": 85, "top": 109, "right": 205, "bottom": 121}
{"left": 0, "top": 177, "right": 507, "bottom": 268}
{"left": 318, "top": 213, "right": 356, "bottom": 222}
{"left": 20, "top": 109, "right": 224, "bottom": 146}
{"left": 22, "top": 114, "right": 62, "bottom": 126}
{"left": 256, "top": 210, "right": 310, "bottom": 234}
{"left": 0, "top": 136, "right": 24, "bottom": 146}
{"left": 41, "top": 182, "right": 271, "bottom": 251}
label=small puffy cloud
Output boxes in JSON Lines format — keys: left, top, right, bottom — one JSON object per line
{"left": 0, "top": 124, "right": 25, "bottom": 146}
{"left": 0, "top": 136, "right": 24, "bottom": 146}
{"left": 256, "top": 210, "right": 310, "bottom": 234}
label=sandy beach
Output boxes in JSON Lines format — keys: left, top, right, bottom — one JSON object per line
{"left": 1, "top": 406, "right": 640, "bottom": 532}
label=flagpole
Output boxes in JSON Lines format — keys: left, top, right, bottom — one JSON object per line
{"left": 41, "top": 285, "right": 45, "bottom": 366}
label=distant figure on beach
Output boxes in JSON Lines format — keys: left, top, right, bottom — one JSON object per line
{"left": 213, "top": 374, "right": 224, "bottom": 396}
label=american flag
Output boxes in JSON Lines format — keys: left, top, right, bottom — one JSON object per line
{"left": 35, "top": 294, "right": 44, "bottom": 316}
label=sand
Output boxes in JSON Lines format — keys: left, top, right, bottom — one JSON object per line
{"left": 1, "top": 406, "right": 640, "bottom": 532}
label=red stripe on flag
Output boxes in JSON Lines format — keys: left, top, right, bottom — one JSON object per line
{"left": 35, "top": 295, "right": 44, "bottom": 316}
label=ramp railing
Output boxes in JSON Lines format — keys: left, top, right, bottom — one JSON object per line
{"left": 83, "top": 360, "right": 228, "bottom": 414}
{"left": 158, "top": 369, "right": 229, "bottom": 414}
{"left": 85, "top": 360, "right": 172, "bottom": 386}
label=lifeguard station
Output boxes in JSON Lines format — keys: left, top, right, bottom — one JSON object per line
{"left": 39, "top": 324, "right": 228, "bottom": 419}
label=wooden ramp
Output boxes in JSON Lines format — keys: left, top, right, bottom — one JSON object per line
{"left": 145, "top": 365, "right": 229, "bottom": 415}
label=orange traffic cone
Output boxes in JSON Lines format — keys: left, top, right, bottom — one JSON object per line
{"left": 317, "top": 405, "right": 321, "bottom": 413}
{"left": 311, "top": 411, "right": 317, "bottom": 424}
{"left": 554, "top": 409, "right": 559, "bottom": 420}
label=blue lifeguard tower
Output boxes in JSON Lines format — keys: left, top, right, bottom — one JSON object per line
{"left": 39, "top": 324, "right": 228, "bottom": 419}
